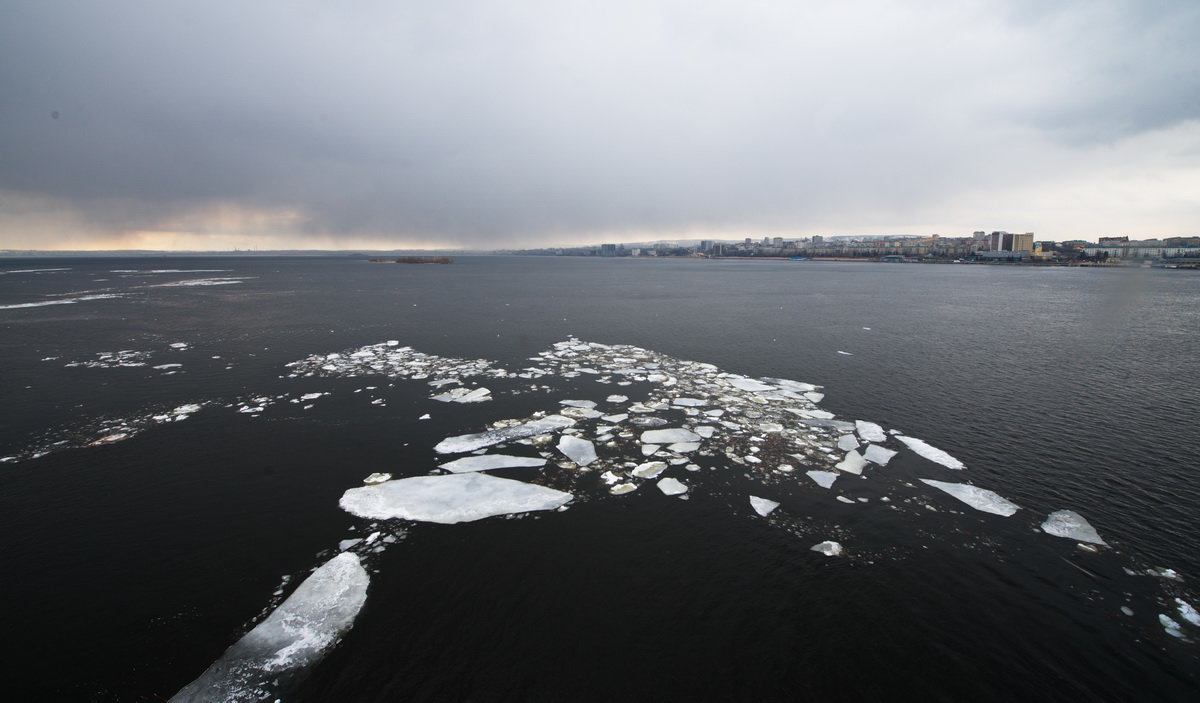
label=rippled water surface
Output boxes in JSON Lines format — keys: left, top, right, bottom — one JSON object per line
{"left": 1, "top": 256, "right": 1198, "bottom": 701}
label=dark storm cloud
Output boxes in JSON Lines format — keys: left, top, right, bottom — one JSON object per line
{"left": 1, "top": 0, "right": 1198, "bottom": 247}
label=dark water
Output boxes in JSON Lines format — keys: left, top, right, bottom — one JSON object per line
{"left": 1, "top": 256, "right": 1198, "bottom": 701}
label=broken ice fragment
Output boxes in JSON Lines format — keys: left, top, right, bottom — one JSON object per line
{"left": 657, "top": 477, "right": 688, "bottom": 496}
{"left": 633, "top": 460, "right": 672, "bottom": 475}
{"left": 610, "top": 483, "right": 637, "bottom": 495}
{"left": 667, "top": 442, "right": 700, "bottom": 453}
{"left": 605, "top": 395, "right": 628, "bottom": 403}
{"left": 836, "top": 434, "right": 859, "bottom": 451}
{"left": 641, "top": 444, "right": 661, "bottom": 456}
{"left": 862, "top": 444, "right": 897, "bottom": 466}
{"left": 1176, "top": 599, "right": 1200, "bottom": 626}
{"left": 749, "top": 496, "right": 780, "bottom": 517}
{"left": 854, "top": 421, "right": 887, "bottom": 443}
{"left": 632, "top": 461, "right": 667, "bottom": 479}
{"left": 1160, "top": 614, "right": 1186, "bottom": 639}
{"left": 896, "top": 435, "right": 965, "bottom": 469}
{"left": 728, "top": 378, "right": 776, "bottom": 392}
{"left": 601, "top": 413, "right": 628, "bottom": 423}
{"left": 640, "top": 428, "right": 701, "bottom": 444}
{"left": 557, "top": 436, "right": 598, "bottom": 466}
{"left": 339, "top": 473, "right": 571, "bottom": 524}
{"left": 835, "top": 450, "right": 868, "bottom": 475}
{"left": 811, "top": 540, "right": 843, "bottom": 556}
{"left": 432, "top": 387, "right": 492, "bottom": 403}
{"left": 806, "top": 470, "right": 839, "bottom": 489}
{"left": 363, "top": 472, "right": 392, "bottom": 485}
{"left": 919, "top": 479, "right": 1019, "bottom": 517}
{"left": 559, "top": 399, "right": 597, "bottom": 409}
{"left": 169, "top": 553, "right": 369, "bottom": 703}
{"left": 438, "top": 454, "right": 548, "bottom": 473}
{"left": 434, "top": 415, "right": 576, "bottom": 453}
{"left": 1040, "top": 510, "right": 1107, "bottom": 546}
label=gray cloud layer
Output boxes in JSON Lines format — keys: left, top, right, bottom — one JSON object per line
{"left": 2, "top": 0, "right": 1199, "bottom": 247}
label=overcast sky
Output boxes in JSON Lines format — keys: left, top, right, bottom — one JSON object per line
{"left": 2, "top": 0, "right": 1198, "bottom": 250}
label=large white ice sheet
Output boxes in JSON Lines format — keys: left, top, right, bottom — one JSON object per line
{"left": 640, "top": 428, "right": 701, "bottom": 444}
{"left": 434, "top": 415, "right": 576, "bottom": 453}
{"left": 438, "top": 454, "right": 547, "bottom": 473}
{"left": 170, "top": 553, "right": 369, "bottom": 703}
{"left": 897, "top": 436, "right": 965, "bottom": 469}
{"left": 340, "top": 473, "right": 572, "bottom": 523}
{"left": 919, "top": 479, "right": 1019, "bottom": 517}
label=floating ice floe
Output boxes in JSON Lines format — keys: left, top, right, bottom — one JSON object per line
{"left": 632, "top": 461, "right": 667, "bottom": 479}
{"left": 728, "top": 378, "right": 776, "bottom": 392}
{"left": 289, "top": 342, "right": 504, "bottom": 383}
{"left": 749, "top": 496, "right": 780, "bottom": 517}
{"left": 806, "top": 470, "right": 839, "bottom": 489}
{"left": 896, "top": 435, "right": 965, "bottom": 470}
{"left": 65, "top": 349, "right": 152, "bottom": 368}
{"left": 1040, "top": 510, "right": 1107, "bottom": 546}
{"left": 1160, "top": 614, "right": 1186, "bottom": 639}
{"left": 919, "top": 479, "right": 1019, "bottom": 517}
{"left": 0, "top": 267, "right": 71, "bottom": 274}
{"left": 1176, "top": 599, "right": 1200, "bottom": 626}
{"left": 811, "top": 540, "right": 843, "bottom": 556}
{"left": 0, "top": 293, "right": 125, "bottom": 310}
{"left": 434, "top": 415, "right": 576, "bottom": 453}
{"left": 432, "top": 387, "right": 492, "bottom": 403}
{"left": 657, "top": 477, "right": 688, "bottom": 496}
{"left": 557, "top": 436, "right": 598, "bottom": 466}
{"left": 836, "top": 434, "right": 859, "bottom": 451}
{"left": 363, "top": 473, "right": 392, "bottom": 485}
{"left": 855, "top": 420, "right": 887, "bottom": 443}
{"left": 154, "top": 277, "right": 254, "bottom": 287}
{"left": 438, "top": 454, "right": 547, "bottom": 473}
{"left": 169, "top": 553, "right": 369, "bottom": 703}
{"left": 835, "top": 450, "right": 868, "bottom": 475}
{"left": 862, "top": 444, "right": 897, "bottom": 466}
{"left": 640, "top": 428, "right": 701, "bottom": 444}
{"left": 560, "top": 399, "right": 597, "bottom": 409}
{"left": 339, "top": 473, "right": 572, "bottom": 524}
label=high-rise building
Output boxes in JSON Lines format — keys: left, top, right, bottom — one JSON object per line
{"left": 985, "top": 231, "right": 1035, "bottom": 252}
{"left": 698, "top": 240, "right": 714, "bottom": 252}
